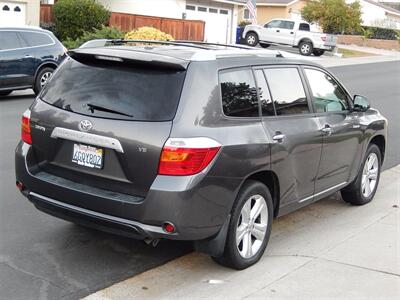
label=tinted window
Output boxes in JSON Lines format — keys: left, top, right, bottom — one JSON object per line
{"left": 19, "top": 31, "right": 53, "bottom": 47}
{"left": 264, "top": 68, "right": 309, "bottom": 115}
{"left": 220, "top": 69, "right": 259, "bottom": 117}
{"left": 305, "top": 68, "right": 349, "bottom": 113}
{"left": 299, "top": 23, "right": 310, "bottom": 31}
{"left": 254, "top": 70, "right": 275, "bottom": 116}
{"left": 265, "top": 20, "right": 281, "bottom": 28}
{"left": 0, "top": 31, "right": 22, "bottom": 50}
{"left": 281, "top": 21, "right": 295, "bottom": 30}
{"left": 41, "top": 58, "right": 186, "bottom": 121}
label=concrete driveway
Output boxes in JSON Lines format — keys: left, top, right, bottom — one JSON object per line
{"left": 85, "top": 165, "right": 400, "bottom": 299}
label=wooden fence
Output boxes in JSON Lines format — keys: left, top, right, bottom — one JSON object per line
{"left": 109, "top": 12, "right": 205, "bottom": 41}
{"left": 39, "top": 5, "right": 205, "bottom": 41}
{"left": 40, "top": 4, "right": 53, "bottom": 24}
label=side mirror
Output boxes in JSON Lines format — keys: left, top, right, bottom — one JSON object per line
{"left": 353, "top": 95, "right": 370, "bottom": 112}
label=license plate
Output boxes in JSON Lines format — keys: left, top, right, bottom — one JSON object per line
{"left": 72, "top": 144, "right": 103, "bottom": 169}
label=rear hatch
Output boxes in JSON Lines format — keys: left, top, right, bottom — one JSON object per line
{"left": 29, "top": 48, "right": 187, "bottom": 198}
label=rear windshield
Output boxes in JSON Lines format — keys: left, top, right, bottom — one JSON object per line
{"left": 41, "top": 58, "right": 186, "bottom": 121}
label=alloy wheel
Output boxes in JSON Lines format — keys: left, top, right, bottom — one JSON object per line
{"left": 236, "top": 194, "right": 268, "bottom": 259}
{"left": 40, "top": 71, "right": 53, "bottom": 88}
{"left": 361, "top": 152, "right": 379, "bottom": 197}
{"left": 301, "top": 44, "right": 310, "bottom": 54}
{"left": 247, "top": 35, "right": 256, "bottom": 45}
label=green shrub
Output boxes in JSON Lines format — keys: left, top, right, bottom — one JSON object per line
{"left": 40, "top": 22, "right": 57, "bottom": 35}
{"left": 63, "top": 26, "right": 125, "bottom": 49}
{"left": 347, "top": 26, "right": 399, "bottom": 40}
{"left": 54, "top": 0, "right": 110, "bottom": 40}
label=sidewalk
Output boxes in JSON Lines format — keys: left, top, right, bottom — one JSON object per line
{"left": 337, "top": 43, "right": 400, "bottom": 56}
{"left": 85, "top": 166, "right": 400, "bottom": 300}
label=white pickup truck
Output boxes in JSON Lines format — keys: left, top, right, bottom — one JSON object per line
{"left": 242, "top": 19, "right": 337, "bottom": 56}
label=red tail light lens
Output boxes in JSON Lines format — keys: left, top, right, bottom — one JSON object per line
{"left": 158, "top": 137, "right": 221, "bottom": 176}
{"left": 21, "top": 110, "right": 32, "bottom": 145}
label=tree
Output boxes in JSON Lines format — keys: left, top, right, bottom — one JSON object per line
{"left": 301, "top": 0, "right": 362, "bottom": 34}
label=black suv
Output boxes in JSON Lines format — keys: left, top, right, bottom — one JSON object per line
{"left": 0, "top": 26, "right": 66, "bottom": 96}
{"left": 15, "top": 41, "right": 387, "bottom": 270}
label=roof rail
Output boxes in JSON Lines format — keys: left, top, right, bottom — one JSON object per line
{"left": 173, "top": 40, "right": 256, "bottom": 50}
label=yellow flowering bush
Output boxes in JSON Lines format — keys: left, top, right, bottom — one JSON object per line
{"left": 124, "top": 27, "right": 174, "bottom": 41}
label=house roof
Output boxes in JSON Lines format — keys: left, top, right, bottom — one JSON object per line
{"left": 362, "top": 0, "right": 400, "bottom": 16}
{"left": 232, "top": 0, "right": 299, "bottom": 6}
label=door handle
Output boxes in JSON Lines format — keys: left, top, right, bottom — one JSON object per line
{"left": 24, "top": 55, "right": 33, "bottom": 58}
{"left": 276, "top": 29, "right": 280, "bottom": 32}
{"left": 290, "top": 31, "right": 294, "bottom": 34}
{"left": 272, "top": 133, "right": 286, "bottom": 142}
{"left": 320, "top": 125, "right": 332, "bottom": 136}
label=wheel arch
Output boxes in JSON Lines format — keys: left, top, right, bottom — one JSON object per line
{"left": 297, "top": 38, "right": 313, "bottom": 47}
{"left": 245, "top": 30, "right": 259, "bottom": 39}
{"left": 245, "top": 170, "right": 280, "bottom": 218}
{"left": 34, "top": 61, "right": 58, "bottom": 79}
{"left": 369, "top": 134, "right": 386, "bottom": 163}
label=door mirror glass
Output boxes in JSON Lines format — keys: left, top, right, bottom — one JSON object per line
{"left": 353, "top": 95, "right": 370, "bottom": 112}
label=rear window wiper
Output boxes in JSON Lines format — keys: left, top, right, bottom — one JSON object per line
{"left": 86, "top": 103, "right": 134, "bottom": 118}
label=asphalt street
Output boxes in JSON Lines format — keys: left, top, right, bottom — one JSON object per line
{"left": 0, "top": 60, "right": 399, "bottom": 300}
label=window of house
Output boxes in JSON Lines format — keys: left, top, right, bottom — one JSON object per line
{"left": 243, "top": 8, "right": 250, "bottom": 20}
{"left": 2, "top": 5, "right": 10, "bottom": 11}
{"left": 220, "top": 69, "right": 259, "bottom": 117}
{"left": 220, "top": 9, "right": 229, "bottom": 15}
{"left": 305, "top": 68, "right": 349, "bottom": 113}
{"left": 254, "top": 70, "right": 275, "bottom": 116}
{"left": 186, "top": 5, "right": 195, "bottom": 10}
{"left": 264, "top": 68, "right": 309, "bottom": 115}
{"left": 209, "top": 8, "right": 218, "bottom": 13}
{"left": 198, "top": 6, "right": 207, "bottom": 12}
{"left": 14, "top": 6, "right": 21, "bottom": 12}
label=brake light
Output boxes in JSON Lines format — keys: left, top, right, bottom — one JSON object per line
{"left": 158, "top": 137, "right": 221, "bottom": 176}
{"left": 21, "top": 110, "right": 32, "bottom": 145}
{"left": 321, "top": 36, "right": 327, "bottom": 42}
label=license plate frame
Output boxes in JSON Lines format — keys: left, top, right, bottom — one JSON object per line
{"left": 72, "top": 143, "right": 104, "bottom": 169}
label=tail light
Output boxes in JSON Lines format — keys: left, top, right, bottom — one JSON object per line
{"left": 21, "top": 109, "right": 32, "bottom": 145}
{"left": 321, "top": 36, "right": 327, "bottom": 42}
{"left": 158, "top": 137, "right": 221, "bottom": 176}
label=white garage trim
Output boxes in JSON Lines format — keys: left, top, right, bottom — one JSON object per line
{"left": 0, "top": 1, "right": 27, "bottom": 26}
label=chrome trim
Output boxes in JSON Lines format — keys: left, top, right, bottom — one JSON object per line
{"left": 299, "top": 182, "right": 347, "bottom": 203}
{"left": 29, "top": 192, "right": 165, "bottom": 234}
{"left": 51, "top": 127, "right": 124, "bottom": 153}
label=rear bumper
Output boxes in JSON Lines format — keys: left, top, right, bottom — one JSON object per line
{"left": 15, "top": 142, "right": 240, "bottom": 241}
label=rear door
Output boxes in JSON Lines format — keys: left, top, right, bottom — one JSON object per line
{"left": 0, "top": 30, "right": 30, "bottom": 88}
{"left": 260, "top": 19, "right": 282, "bottom": 42}
{"left": 276, "top": 20, "right": 295, "bottom": 45}
{"left": 253, "top": 66, "right": 323, "bottom": 210}
{"left": 302, "top": 66, "right": 363, "bottom": 193}
{"left": 30, "top": 55, "right": 186, "bottom": 198}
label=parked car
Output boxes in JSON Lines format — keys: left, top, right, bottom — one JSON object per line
{"left": 243, "top": 19, "right": 337, "bottom": 56}
{"left": 0, "top": 26, "right": 66, "bottom": 96}
{"left": 15, "top": 41, "right": 387, "bottom": 270}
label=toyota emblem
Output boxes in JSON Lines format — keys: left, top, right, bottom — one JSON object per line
{"left": 79, "top": 120, "right": 93, "bottom": 132}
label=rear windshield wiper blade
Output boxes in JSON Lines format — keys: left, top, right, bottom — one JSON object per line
{"left": 86, "top": 103, "right": 134, "bottom": 118}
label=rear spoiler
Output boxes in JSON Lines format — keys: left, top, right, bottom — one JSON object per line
{"left": 68, "top": 46, "right": 189, "bottom": 71}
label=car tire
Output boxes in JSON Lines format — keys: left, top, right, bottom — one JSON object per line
{"left": 298, "top": 41, "right": 313, "bottom": 56}
{"left": 213, "top": 180, "right": 273, "bottom": 270}
{"left": 245, "top": 32, "right": 259, "bottom": 47}
{"left": 34, "top": 67, "right": 55, "bottom": 95}
{"left": 312, "top": 49, "right": 325, "bottom": 56}
{"left": 341, "top": 144, "right": 381, "bottom": 206}
{"left": 259, "top": 43, "right": 271, "bottom": 48}
{"left": 0, "top": 90, "right": 12, "bottom": 97}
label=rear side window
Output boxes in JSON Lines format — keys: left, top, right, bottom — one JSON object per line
{"left": 281, "top": 21, "right": 295, "bottom": 30}
{"left": 253, "top": 70, "right": 275, "bottom": 116}
{"left": 299, "top": 23, "right": 310, "bottom": 31}
{"left": 41, "top": 58, "right": 186, "bottom": 121}
{"left": 19, "top": 31, "right": 53, "bottom": 47}
{"left": 0, "top": 31, "right": 22, "bottom": 50}
{"left": 264, "top": 68, "right": 309, "bottom": 115}
{"left": 220, "top": 69, "right": 259, "bottom": 117}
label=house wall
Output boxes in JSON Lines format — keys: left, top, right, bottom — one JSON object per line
{"left": 98, "top": 0, "right": 186, "bottom": 19}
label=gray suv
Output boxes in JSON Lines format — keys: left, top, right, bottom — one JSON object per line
{"left": 15, "top": 41, "right": 387, "bottom": 270}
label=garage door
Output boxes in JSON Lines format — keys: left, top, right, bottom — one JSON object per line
{"left": 0, "top": 2, "right": 26, "bottom": 26}
{"left": 186, "top": 4, "right": 232, "bottom": 44}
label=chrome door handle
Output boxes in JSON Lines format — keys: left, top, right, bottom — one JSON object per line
{"left": 24, "top": 55, "right": 33, "bottom": 58}
{"left": 272, "top": 134, "right": 286, "bottom": 142}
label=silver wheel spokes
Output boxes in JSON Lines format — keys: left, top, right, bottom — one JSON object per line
{"left": 301, "top": 44, "right": 310, "bottom": 53}
{"left": 361, "top": 153, "right": 379, "bottom": 197}
{"left": 40, "top": 72, "right": 52, "bottom": 87}
{"left": 236, "top": 195, "right": 268, "bottom": 259}
{"left": 247, "top": 36, "right": 255, "bottom": 45}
